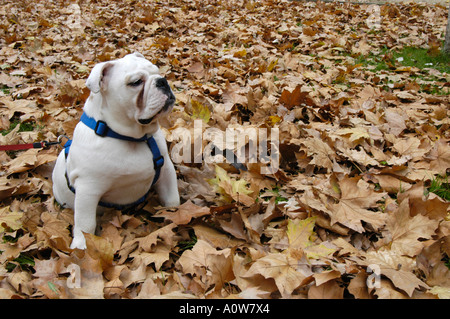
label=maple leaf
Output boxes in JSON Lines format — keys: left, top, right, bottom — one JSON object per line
{"left": 383, "top": 109, "right": 406, "bottom": 136}
{"left": 279, "top": 85, "right": 316, "bottom": 109}
{"left": 308, "top": 280, "right": 344, "bottom": 299}
{"left": 429, "top": 286, "right": 450, "bottom": 299}
{"left": 158, "top": 200, "right": 210, "bottom": 225}
{"left": 392, "top": 137, "right": 427, "bottom": 159}
{"left": 338, "top": 148, "right": 379, "bottom": 166}
{"left": 426, "top": 139, "right": 450, "bottom": 175}
{"left": 286, "top": 217, "right": 317, "bottom": 251}
{"left": 0, "top": 206, "right": 22, "bottom": 232}
{"left": 209, "top": 165, "right": 254, "bottom": 206}
{"left": 384, "top": 198, "right": 439, "bottom": 257}
{"left": 285, "top": 217, "right": 336, "bottom": 260}
{"left": 177, "top": 239, "right": 233, "bottom": 292}
{"left": 35, "top": 212, "right": 72, "bottom": 251}
{"left": 302, "top": 137, "right": 335, "bottom": 171}
{"left": 361, "top": 249, "right": 429, "bottom": 297}
{"left": 5, "top": 149, "right": 58, "bottom": 175}
{"left": 218, "top": 211, "right": 247, "bottom": 241}
{"left": 335, "top": 127, "right": 370, "bottom": 143}
{"left": 138, "top": 223, "right": 177, "bottom": 252}
{"left": 190, "top": 99, "right": 211, "bottom": 123}
{"left": 84, "top": 233, "right": 115, "bottom": 269}
{"left": 347, "top": 272, "right": 372, "bottom": 299}
{"left": 244, "top": 253, "right": 310, "bottom": 297}
{"left": 328, "top": 177, "right": 386, "bottom": 232}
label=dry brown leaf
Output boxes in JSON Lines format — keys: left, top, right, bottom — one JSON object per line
{"left": 177, "top": 239, "right": 233, "bottom": 292}
{"left": 308, "top": 279, "right": 344, "bottom": 299}
{"left": 279, "top": 85, "right": 316, "bottom": 109}
{"left": 385, "top": 198, "right": 439, "bottom": 257}
{"left": 84, "top": 233, "right": 115, "bottom": 269}
{"left": 329, "top": 177, "right": 386, "bottom": 232}
{"left": 138, "top": 223, "right": 177, "bottom": 252}
{"left": 302, "top": 137, "right": 335, "bottom": 171}
{"left": 158, "top": 200, "right": 210, "bottom": 225}
{"left": 361, "top": 250, "right": 429, "bottom": 297}
{"left": 244, "top": 253, "right": 311, "bottom": 297}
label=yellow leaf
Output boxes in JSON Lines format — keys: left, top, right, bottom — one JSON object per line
{"left": 285, "top": 217, "right": 336, "bottom": 260}
{"left": 429, "top": 286, "right": 450, "bottom": 299}
{"left": 233, "top": 48, "right": 247, "bottom": 58}
{"left": 190, "top": 99, "right": 210, "bottom": 123}
{"left": 232, "top": 179, "right": 253, "bottom": 197}
{"left": 267, "top": 58, "right": 278, "bottom": 72}
{"left": 208, "top": 165, "right": 232, "bottom": 202}
{"left": 209, "top": 165, "right": 254, "bottom": 206}
{"left": 268, "top": 115, "right": 282, "bottom": 126}
{"left": 286, "top": 217, "right": 317, "bottom": 250}
{"left": 93, "top": 19, "right": 105, "bottom": 27}
{"left": 304, "top": 242, "right": 336, "bottom": 259}
{"left": 0, "top": 206, "right": 23, "bottom": 232}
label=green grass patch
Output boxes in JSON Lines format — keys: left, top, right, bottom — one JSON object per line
{"left": 426, "top": 175, "right": 450, "bottom": 202}
{"left": 5, "top": 253, "right": 35, "bottom": 272}
{"left": 176, "top": 230, "right": 197, "bottom": 254}
{"left": 1, "top": 118, "right": 37, "bottom": 136}
{"left": 355, "top": 46, "right": 450, "bottom": 74}
{"left": 395, "top": 46, "right": 450, "bottom": 74}
{"left": 353, "top": 46, "right": 450, "bottom": 95}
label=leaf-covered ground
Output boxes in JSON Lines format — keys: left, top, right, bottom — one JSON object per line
{"left": 0, "top": 0, "right": 449, "bottom": 299}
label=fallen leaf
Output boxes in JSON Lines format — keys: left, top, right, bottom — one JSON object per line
{"left": 385, "top": 198, "right": 439, "bottom": 257}
{"left": 329, "top": 177, "right": 386, "bottom": 232}
{"left": 362, "top": 249, "right": 429, "bottom": 297}
{"left": 0, "top": 206, "right": 22, "bottom": 232}
{"left": 308, "top": 279, "right": 344, "bottom": 299}
{"left": 177, "top": 239, "right": 233, "bottom": 292}
{"left": 302, "top": 138, "right": 335, "bottom": 171}
{"left": 244, "top": 253, "right": 310, "bottom": 297}
{"left": 158, "top": 200, "right": 210, "bottom": 225}
{"left": 279, "top": 85, "right": 316, "bottom": 109}
{"left": 84, "top": 233, "right": 115, "bottom": 269}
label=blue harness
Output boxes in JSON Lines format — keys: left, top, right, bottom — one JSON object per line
{"left": 64, "top": 112, "right": 164, "bottom": 210}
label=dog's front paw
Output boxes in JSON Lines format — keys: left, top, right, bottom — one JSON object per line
{"left": 70, "top": 236, "right": 87, "bottom": 250}
{"left": 164, "top": 197, "right": 180, "bottom": 208}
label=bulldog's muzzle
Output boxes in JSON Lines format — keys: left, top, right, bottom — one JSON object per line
{"left": 138, "top": 77, "right": 175, "bottom": 125}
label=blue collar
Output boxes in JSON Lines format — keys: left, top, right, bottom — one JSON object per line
{"left": 80, "top": 112, "right": 148, "bottom": 142}
{"left": 63, "top": 112, "right": 165, "bottom": 210}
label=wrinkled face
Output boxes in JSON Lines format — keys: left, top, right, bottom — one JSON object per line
{"left": 87, "top": 53, "right": 175, "bottom": 125}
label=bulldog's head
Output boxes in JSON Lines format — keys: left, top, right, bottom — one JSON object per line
{"left": 85, "top": 52, "right": 175, "bottom": 127}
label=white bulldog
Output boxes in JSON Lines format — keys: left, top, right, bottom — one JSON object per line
{"left": 52, "top": 52, "right": 180, "bottom": 250}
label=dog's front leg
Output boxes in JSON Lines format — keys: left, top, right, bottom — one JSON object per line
{"left": 70, "top": 187, "right": 102, "bottom": 250}
{"left": 155, "top": 160, "right": 180, "bottom": 208}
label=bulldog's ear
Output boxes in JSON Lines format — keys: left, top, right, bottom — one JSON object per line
{"left": 86, "top": 62, "right": 113, "bottom": 94}
{"left": 133, "top": 52, "right": 145, "bottom": 59}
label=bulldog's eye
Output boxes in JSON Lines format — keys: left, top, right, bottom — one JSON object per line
{"left": 128, "top": 79, "right": 143, "bottom": 87}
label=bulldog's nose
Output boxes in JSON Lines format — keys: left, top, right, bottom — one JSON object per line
{"left": 155, "top": 77, "right": 170, "bottom": 92}
{"left": 156, "top": 77, "right": 175, "bottom": 111}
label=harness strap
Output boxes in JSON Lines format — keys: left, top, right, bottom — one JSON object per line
{"left": 64, "top": 112, "right": 164, "bottom": 210}
{"left": 80, "top": 113, "right": 148, "bottom": 142}
{"left": 147, "top": 136, "right": 164, "bottom": 186}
